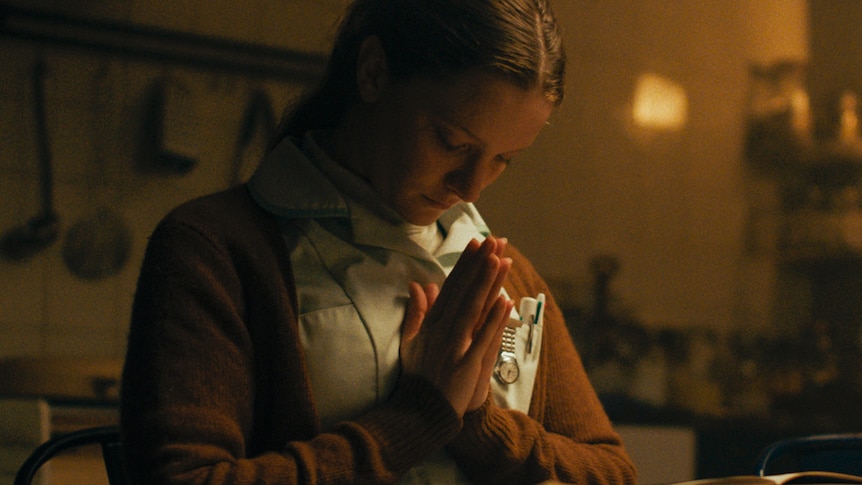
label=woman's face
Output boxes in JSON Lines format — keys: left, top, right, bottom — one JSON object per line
{"left": 351, "top": 66, "right": 554, "bottom": 226}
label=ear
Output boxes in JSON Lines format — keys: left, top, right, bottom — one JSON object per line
{"left": 356, "top": 36, "right": 389, "bottom": 102}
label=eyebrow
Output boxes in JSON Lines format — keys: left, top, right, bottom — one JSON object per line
{"left": 436, "top": 111, "right": 533, "bottom": 158}
{"left": 437, "top": 116, "right": 482, "bottom": 146}
{"left": 453, "top": 121, "right": 482, "bottom": 143}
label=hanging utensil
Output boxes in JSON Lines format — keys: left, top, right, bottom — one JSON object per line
{"left": 62, "top": 61, "right": 131, "bottom": 280}
{"left": 0, "top": 59, "right": 60, "bottom": 261}
{"left": 62, "top": 207, "right": 131, "bottom": 280}
{"left": 139, "top": 76, "right": 199, "bottom": 175}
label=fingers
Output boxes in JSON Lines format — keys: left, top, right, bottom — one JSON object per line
{"left": 424, "top": 283, "right": 440, "bottom": 309}
{"left": 432, "top": 238, "right": 493, "bottom": 314}
{"left": 407, "top": 236, "right": 509, "bottom": 347}
{"left": 493, "top": 237, "right": 508, "bottom": 258}
{"left": 398, "top": 235, "right": 514, "bottom": 416}
{"left": 477, "top": 297, "right": 511, "bottom": 370}
{"left": 464, "top": 296, "right": 512, "bottom": 411}
{"left": 401, "top": 282, "right": 440, "bottom": 345}
{"left": 476, "top": 255, "right": 512, "bottom": 334}
{"left": 434, "top": 237, "right": 508, "bottom": 340}
{"left": 438, "top": 238, "right": 482, "bottom": 291}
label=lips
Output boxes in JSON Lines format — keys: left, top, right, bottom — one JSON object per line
{"left": 424, "top": 195, "right": 457, "bottom": 210}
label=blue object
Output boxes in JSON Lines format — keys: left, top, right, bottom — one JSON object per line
{"left": 753, "top": 433, "right": 862, "bottom": 476}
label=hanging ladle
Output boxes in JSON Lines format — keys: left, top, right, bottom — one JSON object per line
{"left": 61, "top": 62, "right": 131, "bottom": 280}
{"left": 0, "top": 59, "right": 59, "bottom": 261}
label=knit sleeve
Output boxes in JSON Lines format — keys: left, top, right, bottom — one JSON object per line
{"left": 444, "top": 244, "right": 638, "bottom": 485}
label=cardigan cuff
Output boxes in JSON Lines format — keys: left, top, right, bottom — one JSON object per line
{"left": 349, "top": 374, "right": 462, "bottom": 473}
{"left": 447, "top": 397, "right": 512, "bottom": 462}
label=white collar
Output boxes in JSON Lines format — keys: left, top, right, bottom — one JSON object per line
{"left": 248, "top": 132, "right": 491, "bottom": 256}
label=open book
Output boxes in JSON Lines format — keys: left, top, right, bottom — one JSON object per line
{"left": 671, "top": 471, "right": 862, "bottom": 485}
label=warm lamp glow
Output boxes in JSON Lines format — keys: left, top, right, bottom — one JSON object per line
{"left": 632, "top": 73, "right": 688, "bottom": 131}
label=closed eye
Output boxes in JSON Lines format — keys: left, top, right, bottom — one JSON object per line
{"left": 435, "top": 125, "right": 472, "bottom": 153}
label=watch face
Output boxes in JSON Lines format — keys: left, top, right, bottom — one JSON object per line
{"left": 495, "top": 356, "right": 520, "bottom": 384}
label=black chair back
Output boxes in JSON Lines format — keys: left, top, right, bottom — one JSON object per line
{"left": 14, "top": 425, "right": 125, "bottom": 485}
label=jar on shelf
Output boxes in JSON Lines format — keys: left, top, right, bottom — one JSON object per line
{"left": 745, "top": 60, "right": 812, "bottom": 170}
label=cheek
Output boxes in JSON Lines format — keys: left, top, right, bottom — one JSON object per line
{"left": 372, "top": 131, "right": 420, "bottom": 188}
{"left": 373, "top": 152, "right": 432, "bottom": 205}
{"left": 398, "top": 157, "right": 441, "bottom": 193}
{"left": 396, "top": 139, "right": 446, "bottom": 187}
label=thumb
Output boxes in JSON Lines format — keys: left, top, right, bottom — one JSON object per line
{"left": 402, "top": 282, "right": 429, "bottom": 341}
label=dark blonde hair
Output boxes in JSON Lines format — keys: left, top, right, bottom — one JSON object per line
{"left": 272, "top": 0, "right": 566, "bottom": 145}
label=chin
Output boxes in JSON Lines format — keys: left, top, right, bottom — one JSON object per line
{"left": 395, "top": 197, "right": 449, "bottom": 226}
{"left": 404, "top": 210, "right": 443, "bottom": 227}
{"left": 406, "top": 216, "right": 439, "bottom": 226}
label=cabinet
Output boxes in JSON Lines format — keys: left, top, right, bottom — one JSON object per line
{"left": 744, "top": 63, "right": 862, "bottom": 417}
{"left": 745, "top": 61, "right": 862, "bottom": 263}
{"left": 615, "top": 425, "right": 696, "bottom": 484}
{"left": 776, "top": 144, "right": 862, "bottom": 265}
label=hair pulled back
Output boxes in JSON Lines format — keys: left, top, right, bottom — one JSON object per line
{"left": 272, "top": 0, "right": 566, "bottom": 145}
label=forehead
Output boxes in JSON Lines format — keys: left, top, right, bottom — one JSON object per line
{"left": 405, "top": 70, "right": 554, "bottom": 148}
{"left": 412, "top": 71, "right": 520, "bottom": 116}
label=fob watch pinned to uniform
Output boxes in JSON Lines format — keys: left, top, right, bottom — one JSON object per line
{"left": 494, "top": 326, "right": 520, "bottom": 384}
{"left": 493, "top": 294, "right": 545, "bottom": 385}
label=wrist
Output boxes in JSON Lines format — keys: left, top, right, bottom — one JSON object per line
{"left": 464, "top": 393, "right": 492, "bottom": 420}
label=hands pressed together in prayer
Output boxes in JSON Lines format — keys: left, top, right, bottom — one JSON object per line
{"left": 400, "top": 236, "right": 513, "bottom": 417}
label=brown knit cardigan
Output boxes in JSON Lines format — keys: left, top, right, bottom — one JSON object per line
{"left": 120, "top": 185, "right": 637, "bottom": 484}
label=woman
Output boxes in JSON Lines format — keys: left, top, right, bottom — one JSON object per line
{"left": 120, "top": 0, "right": 637, "bottom": 483}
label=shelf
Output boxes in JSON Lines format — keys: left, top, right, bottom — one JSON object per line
{"left": 779, "top": 246, "right": 862, "bottom": 268}
{"left": 0, "top": 4, "right": 326, "bottom": 82}
{"left": 792, "top": 142, "right": 862, "bottom": 186}
{"left": 807, "top": 140, "right": 862, "bottom": 163}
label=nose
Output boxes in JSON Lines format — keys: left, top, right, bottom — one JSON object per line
{"left": 445, "top": 158, "right": 487, "bottom": 203}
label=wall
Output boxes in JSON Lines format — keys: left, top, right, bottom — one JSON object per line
{"left": 808, "top": 0, "right": 862, "bottom": 120}
{"left": 1, "top": 1, "right": 807, "bottom": 360}
{"left": 479, "top": 0, "right": 808, "bottom": 333}
{"left": 0, "top": 0, "right": 348, "bottom": 358}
